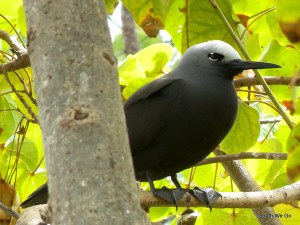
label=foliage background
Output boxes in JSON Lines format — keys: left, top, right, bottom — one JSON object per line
{"left": 0, "top": 0, "right": 300, "bottom": 224}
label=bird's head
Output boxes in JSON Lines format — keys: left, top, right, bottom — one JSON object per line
{"left": 178, "top": 40, "right": 280, "bottom": 79}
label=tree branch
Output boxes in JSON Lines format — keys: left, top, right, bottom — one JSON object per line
{"left": 234, "top": 76, "right": 300, "bottom": 88}
{"left": 196, "top": 151, "right": 287, "bottom": 166}
{"left": 0, "top": 201, "right": 19, "bottom": 220}
{"left": 0, "top": 30, "right": 31, "bottom": 74}
{"left": 0, "top": 30, "right": 26, "bottom": 54}
{"left": 139, "top": 181, "right": 300, "bottom": 209}
{"left": 0, "top": 54, "right": 31, "bottom": 74}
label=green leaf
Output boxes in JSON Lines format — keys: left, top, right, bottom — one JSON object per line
{"left": 18, "top": 3, "right": 27, "bottom": 37}
{"left": 286, "top": 123, "right": 300, "bottom": 181}
{"left": 0, "top": 0, "right": 23, "bottom": 31}
{"left": 119, "top": 54, "right": 145, "bottom": 85}
{"left": 119, "top": 43, "right": 173, "bottom": 99}
{"left": 274, "top": 204, "right": 300, "bottom": 225}
{"left": 148, "top": 207, "right": 175, "bottom": 222}
{"left": 196, "top": 208, "right": 258, "bottom": 225}
{"left": 274, "top": 0, "right": 300, "bottom": 22}
{"left": 105, "top": 0, "right": 119, "bottom": 14}
{"left": 260, "top": 40, "right": 300, "bottom": 77}
{"left": 271, "top": 172, "right": 288, "bottom": 189}
{"left": 247, "top": 138, "right": 285, "bottom": 188}
{"left": 179, "top": 0, "right": 238, "bottom": 52}
{"left": 221, "top": 101, "right": 260, "bottom": 154}
{"left": 122, "top": 77, "right": 153, "bottom": 99}
{"left": 0, "top": 95, "right": 22, "bottom": 143}
{"left": 17, "top": 168, "right": 47, "bottom": 202}
{"left": 135, "top": 43, "right": 173, "bottom": 78}
{"left": 3, "top": 137, "right": 39, "bottom": 171}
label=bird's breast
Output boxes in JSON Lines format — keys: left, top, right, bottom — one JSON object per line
{"left": 160, "top": 79, "right": 238, "bottom": 162}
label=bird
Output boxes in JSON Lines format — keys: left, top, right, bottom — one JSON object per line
{"left": 20, "top": 40, "right": 280, "bottom": 208}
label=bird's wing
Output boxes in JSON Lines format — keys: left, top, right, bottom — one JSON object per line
{"left": 124, "top": 75, "right": 182, "bottom": 154}
{"left": 124, "top": 75, "right": 180, "bottom": 109}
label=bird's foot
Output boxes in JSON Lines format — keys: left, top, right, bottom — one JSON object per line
{"left": 153, "top": 187, "right": 186, "bottom": 208}
{"left": 189, "top": 187, "right": 221, "bottom": 211}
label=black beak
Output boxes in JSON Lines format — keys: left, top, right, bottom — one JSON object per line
{"left": 227, "top": 59, "right": 281, "bottom": 70}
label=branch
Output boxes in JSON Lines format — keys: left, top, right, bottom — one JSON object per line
{"left": 0, "top": 201, "right": 19, "bottom": 220}
{"left": 196, "top": 152, "right": 287, "bottom": 166}
{"left": 139, "top": 181, "right": 300, "bottom": 209}
{"left": 0, "top": 30, "right": 31, "bottom": 74}
{"left": 234, "top": 76, "right": 300, "bottom": 88}
{"left": 0, "top": 54, "right": 31, "bottom": 74}
{"left": 0, "top": 30, "right": 26, "bottom": 54}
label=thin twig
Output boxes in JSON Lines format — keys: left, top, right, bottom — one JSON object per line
{"left": 185, "top": 0, "right": 190, "bottom": 48}
{"left": 234, "top": 76, "right": 300, "bottom": 88}
{"left": 240, "top": 7, "right": 276, "bottom": 40}
{"left": 0, "top": 202, "right": 19, "bottom": 220}
{"left": 195, "top": 151, "right": 287, "bottom": 166}
{"left": 3, "top": 72, "right": 39, "bottom": 124}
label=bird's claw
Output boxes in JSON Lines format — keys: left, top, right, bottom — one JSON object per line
{"left": 190, "top": 187, "right": 221, "bottom": 211}
{"left": 153, "top": 187, "right": 186, "bottom": 209}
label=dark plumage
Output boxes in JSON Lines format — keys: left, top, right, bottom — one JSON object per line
{"left": 125, "top": 40, "right": 279, "bottom": 183}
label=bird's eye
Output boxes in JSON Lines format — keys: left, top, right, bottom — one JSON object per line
{"left": 208, "top": 53, "right": 224, "bottom": 61}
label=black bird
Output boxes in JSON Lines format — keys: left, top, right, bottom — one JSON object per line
{"left": 21, "top": 40, "right": 280, "bottom": 208}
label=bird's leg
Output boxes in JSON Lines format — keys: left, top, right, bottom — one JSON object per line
{"left": 170, "top": 174, "right": 182, "bottom": 189}
{"left": 146, "top": 172, "right": 185, "bottom": 208}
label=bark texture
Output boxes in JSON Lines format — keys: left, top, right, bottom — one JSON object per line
{"left": 23, "top": 0, "right": 142, "bottom": 224}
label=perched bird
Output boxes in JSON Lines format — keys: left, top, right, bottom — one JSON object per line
{"left": 21, "top": 40, "right": 280, "bottom": 208}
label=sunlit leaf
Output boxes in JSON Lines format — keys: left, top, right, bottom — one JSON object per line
{"left": 286, "top": 123, "right": 300, "bottom": 181}
{"left": 274, "top": 204, "right": 300, "bottom": 224}
{"left": 105, "top": 0, "right": 119, "bottom": 14}
{"left": 135, "top": 43, "right": 173, "bottom": 78}
{"left": 17, "top": 3, "right": 27, "bottom": 36}
{"left": 0, "top": 95, "right": 22, "bottom": 143}
{"left": 17, "top": 167, "right": 47, "bottom": 202}
{"left": 274, "top": 0, "right": 300, "bottom": 22}
{"left": 196, "top": 208, "right": 258, "bottom": 225}
{"left": 122, "top": 77, "right": 154, "bottom": 99}
{"left": 221, "top": 101, "right": 260, "bottom": 153}
{"left": 3, "top": 137, "right": 39, "bottom": 171}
